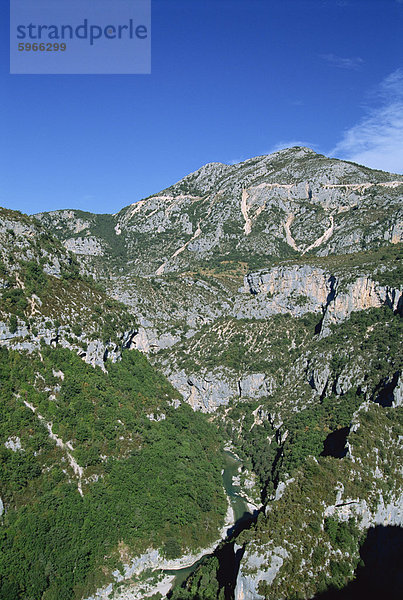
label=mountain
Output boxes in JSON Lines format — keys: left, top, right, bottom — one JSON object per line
{"left": 36, "top": 147, "right": 402, "bottom": 278}
{"left": 1, "top": 148, "right": 402, "bottom": 600}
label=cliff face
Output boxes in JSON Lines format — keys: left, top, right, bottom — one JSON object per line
{"left": 240, "top": 264, "right": 402, "bottom": 332}
{"left": 155, "top": 260, "right": 401, "bottom": 412}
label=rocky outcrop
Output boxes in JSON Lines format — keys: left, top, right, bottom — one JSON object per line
{"left": 63, "top": 236, "right": 105, "bottom": 256}
{"left": 132, "top": 325, "right": 180, "bottom": 353}
{"left": 168, "top": 370, "right": 234, "bottom": 412}
{"left": 4, "top": 436, "right": 22, "bottom": 451}
{"left": 392, "top": 374, "right": 403, "bottom": 407}
{"left": 240, "top": 265, "right": 332, "bottom": 317}
{"left": 308, "top": 362, "right": 331, "bottom": 395}
{"left": 167, "top": 369, "right": 277, "bottom": 412}
{"left": 321, "top": 277, "right": 403, "bottom": 334}
{"left": 0, "top": 319, "right": 137, "bottom": 371}
{"left": 324, "top": 489, "right": 403, "bottom": 529}
{"left": 239, "top": 265, "right": 402, "bottom": 335}
{"left": 238, "top": 374, "right": 268, "bottom": 398}
{"left": 234, "top": 547, "right": 289, "bottom": 600}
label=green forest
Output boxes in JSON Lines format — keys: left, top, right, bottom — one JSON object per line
{"left": 0, "top": 347, "right": 227, "bottom": 600}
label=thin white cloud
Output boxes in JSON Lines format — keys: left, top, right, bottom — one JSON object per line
{"left": 332, "top": 69, "right": 403, "bottom": 174}
{"left": 321, "top": 53, "right": 363, "bottom": 70}
{"left": 266, "top": 140, "right": 320, "bottom": 154}
{"left": 227, "top": 141, "right": 319, "bottom": 165}
{"left": 227, "top": 156, "right": 250, "bottom": 165}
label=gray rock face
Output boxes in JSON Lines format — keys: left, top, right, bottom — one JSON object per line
{"left": 166, "top": 369, "right": 278, "bottom": 412}
{"left": 321, "top": 277, "right": 403, "bottom": 334}
{"left": 0, "top": 319, "right": 137, "bottom": 371}
{"left": 392, "top": 374, "right": 403, "bottom": 407}
{"left": 239, "top": 265, "right": 402, "bottom": 335}
{"left": 0, "top": 321, "right": 30, "bottom": 341}
{"left": 85, "top": 340, "right": 108, "bottom": 369}
{"left": 132, "top": 326, "right": 180, "bottom": 353}
{"left": 234, "top": 547, "right": 289, "bottom": 600}
{"left": 4, "top": 436, "right": 22, "bottom": 452}
{"left": 240, "top": 265, "right": 331, "bottom": 318}
{"left": 36, "top": 148, "right": 403, "bottom": 278}
{"left": 238, "top": 374, "right": 268, "bottom": 399}
{"left": 168, "top": 370, "right": 234, "bottom": 412}
{"left": 34, "top": 210, "right": 92, "bottom": 234}
{"left": 335, "top": 364, "right": 363, "bottom": 396}
{"left": 308, "top": 363, "right": 331, "bottom": 395}
{"left": 42, "top": 256, "right": 62, "bottom": 277}
{"left": 324, "top": 491, "right": 403, "bottom": 530}
{"left": 63, "top": 236, "right": 104, "bottom": 256}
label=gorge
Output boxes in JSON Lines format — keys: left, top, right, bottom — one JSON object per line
{"left": 0, "top": 147, "right": 402, "bottom": 600}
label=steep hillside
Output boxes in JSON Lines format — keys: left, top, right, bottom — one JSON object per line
{"left": 35, "top": 147, "right": 402, "bottom": 353}
{"left": 1, "top": 149, "right": 402, "bottom": 600}
{"left": 0, "top": 209, "right": 228, "bottom": 600}
{"left": 36, "top": 148, "right": 402, "bottom": 280}
{"left": 0, "top": 207, "right": 139, "bottom": 369}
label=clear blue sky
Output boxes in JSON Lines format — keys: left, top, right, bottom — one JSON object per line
{"left": 1, "top": 0, "right": 402, "bottom": 214}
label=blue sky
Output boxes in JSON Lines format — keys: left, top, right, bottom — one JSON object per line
{"left": 0, "top": 0, "right": 402, "bottom": 215}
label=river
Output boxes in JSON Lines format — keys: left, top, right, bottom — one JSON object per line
{"left": 164, "top": 450, "right": 252, "bottom": 589}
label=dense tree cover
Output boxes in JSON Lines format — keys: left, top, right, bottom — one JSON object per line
{"left": 243, "top": 404, "right": 402, "bottom": 599}
{"left": 0, "top": 347, "right": 227, "bottom": 600}
{"left": 221, "top": 389, "right": 363, "bottom": 503}
{"left": 219, "top": 306, "right": 402, "bottom": 498}
{"left": 275, "top": 391, "right": 362, "bottom": 482}
{"left": 324, "top": 517, "right": 360, "bottom": 554}
{"left": 170, "top": 556, "right": 224, "bottom": 600}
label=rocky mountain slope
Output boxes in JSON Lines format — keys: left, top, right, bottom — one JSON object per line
{"left": 1, "top": 148, "right": 402, "bottom": 600}
{"left": 0, "top": 209, "right": 227, "bottom": 600}
{"left": 35, "top": 147, "right": 402, "bottom": 351}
